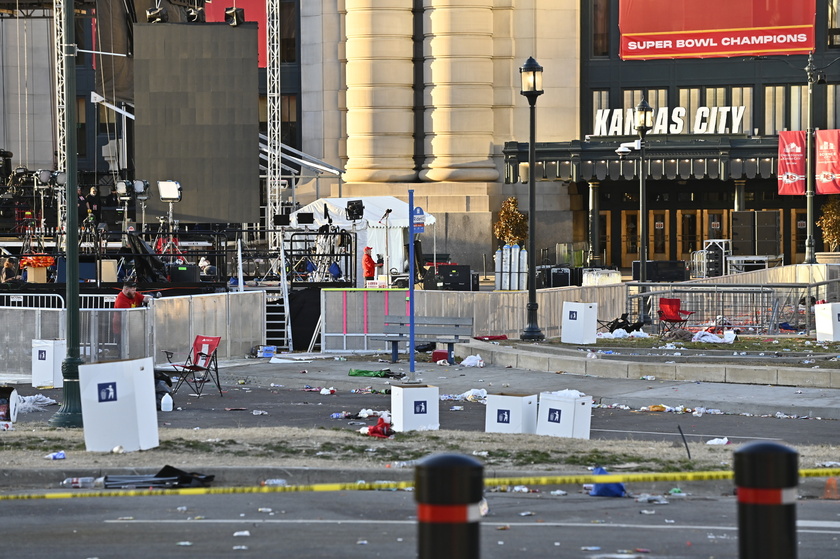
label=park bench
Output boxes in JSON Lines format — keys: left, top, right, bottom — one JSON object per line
{"left": 373, "top": 315, "right": 474, "bottom": 364}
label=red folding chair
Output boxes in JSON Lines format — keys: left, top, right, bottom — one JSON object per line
{"left": 657, "top": 298, "right": 694, "bottom": 334}
{"left": 165, "top": 335, "right": 223, "bottom": 397}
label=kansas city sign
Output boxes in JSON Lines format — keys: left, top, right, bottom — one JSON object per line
{"left": 594, "top": 106, "right": 746, "bottom": 136}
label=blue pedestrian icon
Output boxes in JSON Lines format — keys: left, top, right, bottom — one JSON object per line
{"left": 414, "top": 401, "right": 427, "bottom": 414}
{"left": 98, "top": 382, "right": 117, "bottom": 403}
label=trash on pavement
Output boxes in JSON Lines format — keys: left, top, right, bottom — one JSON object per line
{"left": 45, "top": 450, "right": 66, "bottom": 460}
{"left": 589, "top": 466, "right": 626, "bottom": 497}
{"left": 706, "top": 437, "right": 730, "bottom": 445}
{"left": 460, "top": 354, "right": 485, "bottom": 367}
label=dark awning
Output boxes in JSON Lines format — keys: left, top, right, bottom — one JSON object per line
{"left": 503, "top": 135, "right": 779, "bottom": 183}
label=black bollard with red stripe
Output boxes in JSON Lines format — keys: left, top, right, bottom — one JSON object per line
{"left": 415, "top": 453, "right": 484, "bottom": 559}
{"left": 734, "top": 441, "right": 799, "bottom": 559}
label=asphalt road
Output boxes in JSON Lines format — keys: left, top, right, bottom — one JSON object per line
{"left": 4, "top": 490, "right": 839, "bottom": 558}
{"left": 14, "top": 383, "right": 839, "bottom": 448}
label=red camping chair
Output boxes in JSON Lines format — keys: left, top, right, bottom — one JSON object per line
{"left": 657, "top": 298, "right": 694, "bottom": 334}
{"left": 165, "top": 335, "right": 223, "bottom": 397}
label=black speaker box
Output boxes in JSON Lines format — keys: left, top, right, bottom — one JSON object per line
{"left": 551, "top": 267, "right": 571, "bottom": 287}
{"left": 167, "top": 263, "right": 200, "bottom": 282}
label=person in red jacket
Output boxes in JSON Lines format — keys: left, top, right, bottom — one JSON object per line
{"left": 114, "top": 281, "right": 146, "bottom": 308}
{"left": 112, "top": 281, "right": 147, "bottom": 348}
{"left": 362, "top": 246, "right": 381, "bottom": 281}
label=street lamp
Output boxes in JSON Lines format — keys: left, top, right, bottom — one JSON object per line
{"left": 635, "top": 98, "right": 654, "bottom": 323}
{"left": 519, "top": 56, "right": 544, "bottom": 341}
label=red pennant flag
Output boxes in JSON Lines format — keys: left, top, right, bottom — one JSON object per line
{"left": 778, "top": 131, "right": 807, "bottom": 195}
{"left": 816, "top": 129, "right": 840, "bottom": 194}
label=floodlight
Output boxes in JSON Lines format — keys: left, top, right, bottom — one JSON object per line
{"left": 38, "top": 170, "right": 53, "bottom": 184}
{"left": 157, "top": 180, "right": 182, "bottom": 202}
{"left": 133, "top": 180, "right": 150, "bottom": 201}
{"left": 53, "top": 171, "right": 66, "bottom": 186}
{"left": 115, "top": 180, "right": 133, "bottom": 201}
{"left": 225, "top": 7, "right": 245, "bottom": 26}
{"left": 346, "top": 200, "right": 364, "bottom": 221}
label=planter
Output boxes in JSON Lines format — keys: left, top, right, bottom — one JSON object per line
{"left": 815, "top": 252, "right": 840, "bottom": 264}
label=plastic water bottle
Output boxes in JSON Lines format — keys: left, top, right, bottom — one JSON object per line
{"left": 261, "top": 479, "right": 287, "bottom": 487}
{"left": 161, "top": 393, "right": 173, "bottom": 412}
{"left": 60, "top": 477, "right": 99, "bottom": 488}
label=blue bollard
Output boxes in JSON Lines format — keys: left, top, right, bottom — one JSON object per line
{"left": 734, "top": 441, "right": 799, "bottom": 559}
{"left": 415, "top": 453, "right": 484, "bottom": 559}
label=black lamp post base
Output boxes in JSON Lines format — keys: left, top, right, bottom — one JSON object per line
{"left": 48, "top": 357, "right": 85, "bottom": 428}
{"left": 520, "top": 303, "right": 545, "bottom": 341}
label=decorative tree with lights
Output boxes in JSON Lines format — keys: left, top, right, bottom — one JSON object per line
{"left": 817, "top": 196, "right": 840, "bottom": 252}
{"left": 493, "top": 196, "right": 528, "bottom": 246}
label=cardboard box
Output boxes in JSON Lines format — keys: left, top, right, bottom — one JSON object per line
{"left": 431, "top": 349, "right": 450, "bottom": 362}
{"left": 536, "top": 391, "right": 592, "bottom": 439}
{"left": 391, "top": 384, "right": 439, "bottom": 432}
{"left": 32, "top": 339, "right": 66, "bottom": 388}
{"left": 561, "top": 302, "right": 598, "bottom": 344}
{"left": 485, "top": 393, "right": 538, "bottom": 434}
{"left": 26, "top": 266, "right": 47, "bottom": 283}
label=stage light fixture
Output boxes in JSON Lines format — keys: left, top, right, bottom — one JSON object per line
{"left": 146, "top": 7, "right": 168, "bottom": 23}
{"left": 38, "top": 170, "right": 53, "bottom": 184}
{"left": 346, "top": 200, "right": 364, "bottom": 221}
{"left": 133, "top": 180, "right": 150, "bottom": 201}
{"left": 186, "top": 7, "right": 204, "bottom": 22}
{"left": 225, "top": 7, "right": 245, "bottom": 26}
{"left": 157, "top": 180, "right": 181, "bottom": 203}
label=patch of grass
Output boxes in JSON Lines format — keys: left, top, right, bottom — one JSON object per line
{"left": 0, "top": 437, "right": 86, "bottom": 452}
{"left": 563, "top": 449, "right": 644, "bottom": 467}
{"left": 157, "top": 438, "right": 239, "bottom": 453}
{"left": 512, "top": 449, "right": 554, "bottom": 465}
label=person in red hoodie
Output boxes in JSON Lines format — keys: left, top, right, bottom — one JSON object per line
{"left": 362, "top": 246, "right": 381, "bottom": 281}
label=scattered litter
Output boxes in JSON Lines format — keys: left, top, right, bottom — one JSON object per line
{"left": 233, "top": 531, "right": 250, "bottom": 537}
{"left": 550, "top": 490, "right": 568, "bottom": 496}
{"left": 261, "top": 479, "right": 287, "bottom": 487}
{"left": 635, "top": 494, "right": 669, "bottom": 504}
{"left": 44, "top": 451, "right": 65, "bottom": 460}
{"left": 519, "top": 511, "right": 535, "bottom": 516}
{"left": 450, "top": 406, "right": 464, "bottom": 411}
{"left": 460, "top": 354, "right": 485, "bottom": 367}
{"left": 640, "top": 509, "right": 656, "bottom": 514}
{"left": 16, "top": 394, "right": 57, "bottom": 413}
{"left": 320, "top": 387, "right": 336, "bottom": 395}
{"left": 436, "top": 360, "right": 450, "bottom": 366}
{"left": 356, "top": 540, "right": 368, "bottom": 545}
{"left": 640, "top": 375, "right": 656, "bottom": 381}
{"left": 706, "top": 437, "right": 730, "bottom": 445}
{"left": 251, "top": 410, "right": 268, "bottom": 416}
{"left": 232, "top": 545, "right": 249, "bottom": 550}
{"left": 580, "top": 546, "right": 601, "bottom": 551}
{"left": 496, "top": 525, "right": 510, "bottom": 531}
{"left": 589, "top": 466, "right": 625, "bottom": 497}
{"left": 176, "top": 542, "right": 193, "bottom": 546}
{"left": 225, "top": 408, "right": 247, "bottom": 411}
{"left": 472, "top": 450, "right": 489, "bottom": 457}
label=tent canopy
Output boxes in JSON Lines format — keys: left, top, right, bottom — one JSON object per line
{"left": 288, "top": 196, "right": 436, "bottom": 229}
{"left": 288, "top": 196, "right": 437, "bottom": 286}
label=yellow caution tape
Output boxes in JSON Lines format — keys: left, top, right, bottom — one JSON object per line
{"left": 2, "top": 469, "right": 839, "bottom": 501}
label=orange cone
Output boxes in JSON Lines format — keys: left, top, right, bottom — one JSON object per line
{"left": 822, "top": 477, "right": 840, "bottom": 500}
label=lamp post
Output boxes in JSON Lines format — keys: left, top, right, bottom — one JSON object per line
{"left": 805, "top": 54, "right": 818, "bottom": 264}
{"left": 50, "top": 0, "right": 83, "bottom": 427}
{"left": 519, "top": 57, "right": 544, "bottom": 341}
{"left": 635, "top": 98, "right": 654, "bottom": 323}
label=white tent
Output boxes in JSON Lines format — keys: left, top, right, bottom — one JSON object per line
{"left": 288, "top": 196, "right": 437, "bottom": 286}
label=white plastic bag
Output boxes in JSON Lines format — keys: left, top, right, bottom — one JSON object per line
{"left": 461, "top": 354, "right": 485, "bottom": 367}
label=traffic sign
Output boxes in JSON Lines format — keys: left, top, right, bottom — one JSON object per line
{"left": 412, "top": 207, "right": 425, "bottom": 233}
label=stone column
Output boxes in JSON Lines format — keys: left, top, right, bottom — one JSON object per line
{"left": 420, "top": 0, "right": 498, "bottom": 182}
{"left": 588, "top": 180, "right": 601, "bottom": 266}
{"left": 343, "top": 0, "right": 417, "bottom": 182}
{"left": 734, "top": 179, "right": 746, "bottom": 211}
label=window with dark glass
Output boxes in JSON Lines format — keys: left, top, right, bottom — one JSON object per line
{"left": 592, "top": 0, "right": 609, "bottom": 57}
{"left": 281, "top": 1, "right": 297, "bottom": 63}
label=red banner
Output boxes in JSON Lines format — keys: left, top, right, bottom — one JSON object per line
{"left": 206, "top": 1, "right": 267, "bottom": 67}
{"left": 778, "top": 131, "right": 806, "bottom": 196}
{"left": 619, "top": 0, "right": 815, "bottom": 60}
{"left": 816, "top": 129, "right": 840, "bottom": 194}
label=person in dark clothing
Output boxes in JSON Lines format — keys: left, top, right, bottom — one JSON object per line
{"left": 85, "top": 187, "right": 101, "bottom": 223}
